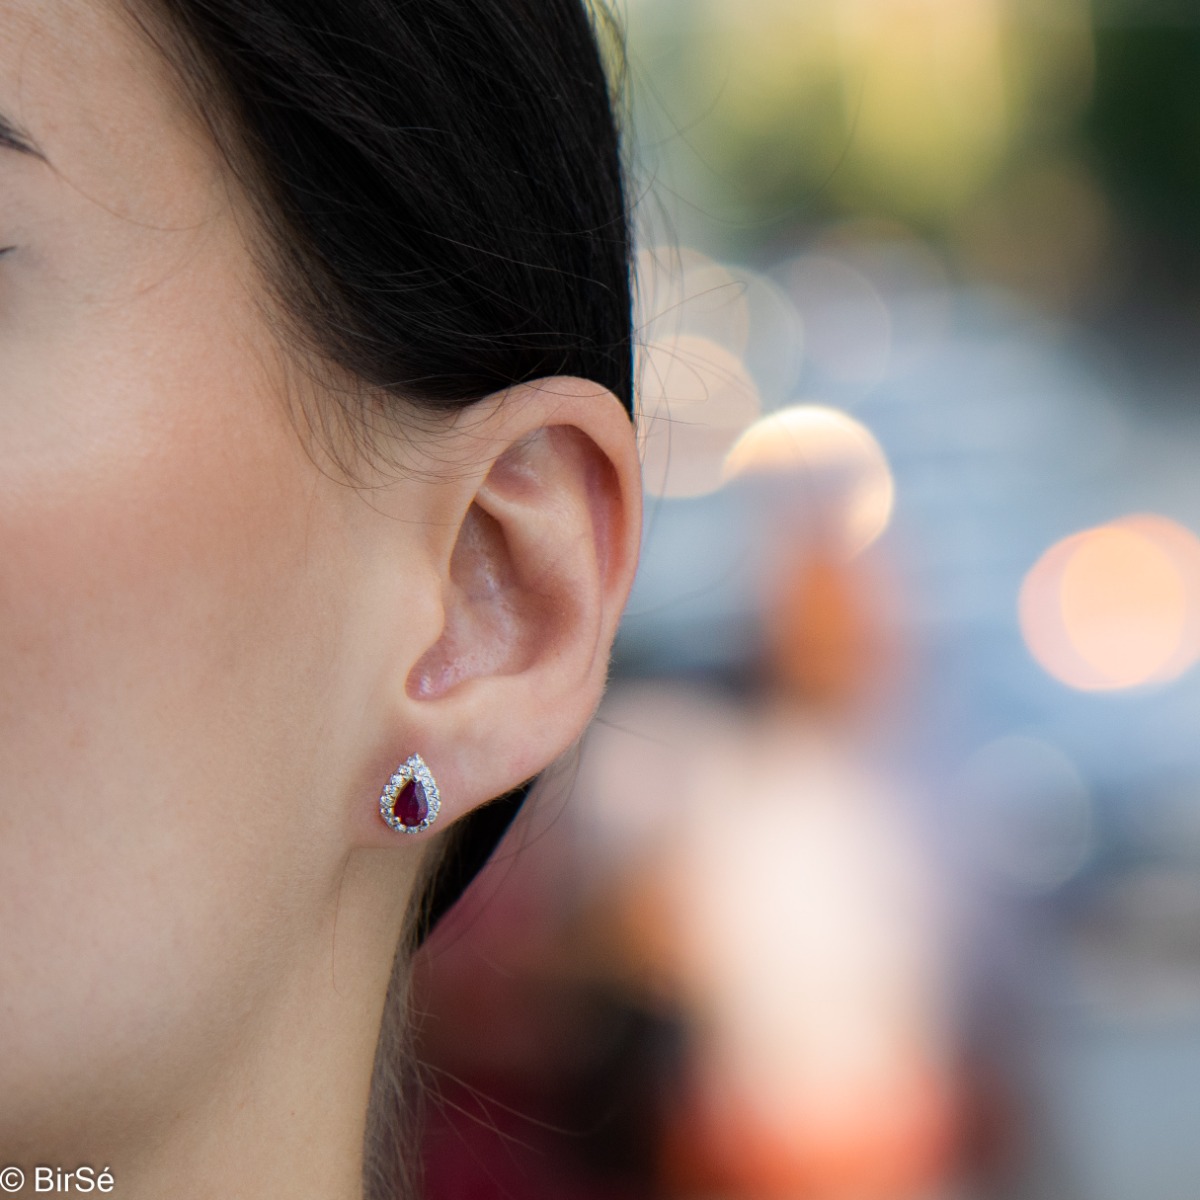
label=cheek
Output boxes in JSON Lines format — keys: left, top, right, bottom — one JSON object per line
{"left": 0, "top": 269, "right": 352, "bottom": 1142}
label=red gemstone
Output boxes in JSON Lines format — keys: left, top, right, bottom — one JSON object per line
{"left": 393, "top": 778, "right": 428, "bottom": 827}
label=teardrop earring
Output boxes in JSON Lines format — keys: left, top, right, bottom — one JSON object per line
{"left": 378, "top": 753, "right": 441, "bottom": 834}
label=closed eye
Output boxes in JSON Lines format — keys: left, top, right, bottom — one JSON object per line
{"left": 0, "top": 110, "right": 46, "bottom": 162}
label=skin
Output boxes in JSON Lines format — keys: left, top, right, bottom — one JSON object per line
{"left": 0, "top": 2, "right": 642, "bottom": 1195}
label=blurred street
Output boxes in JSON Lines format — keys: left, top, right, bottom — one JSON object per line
{"left": 416, "top": 3, "right": 1200, "bottom": 1197}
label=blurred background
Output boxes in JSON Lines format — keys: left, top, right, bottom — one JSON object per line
{"left": 415, "top": 2, "right": 1200, "bottom": 1197}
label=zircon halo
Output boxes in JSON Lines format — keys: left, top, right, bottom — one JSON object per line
{"left": 379, "top": 753, "right": 441, "bottom": 835}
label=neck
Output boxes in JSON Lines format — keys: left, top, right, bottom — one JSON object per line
{"left": 12, "top": 849, "right": 414, "bottom": 1200}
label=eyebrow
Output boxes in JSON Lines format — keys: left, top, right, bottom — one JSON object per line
{"left": 0, "top": 109, "right": 48, "bottom": 161}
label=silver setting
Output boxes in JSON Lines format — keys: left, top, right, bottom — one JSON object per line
{"left": 378, "top": 752, "right": 441, "bottom": 835}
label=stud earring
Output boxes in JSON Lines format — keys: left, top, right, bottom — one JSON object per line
{"left": 379, "top": 753, "right": 441, "bottom": 834}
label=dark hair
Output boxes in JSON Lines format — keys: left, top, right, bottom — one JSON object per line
{"left": 124, "top": 1, "right": 633, "bottom": 1195}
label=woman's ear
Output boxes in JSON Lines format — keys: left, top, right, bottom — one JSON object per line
{"left": 377, "top": 375, "right": 641, "bottom": 837}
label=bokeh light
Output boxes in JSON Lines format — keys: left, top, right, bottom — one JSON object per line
{"left": 723, "top": 404, "right": 895, "bottom": 556}
{"left": 636, "top": 245, "right": 751, "bottom": 354}
{"left": 1020, "top": 515, "right": 1200, "bottom": 691}
{"left": 639, "top": 335, "right": 762, "bottom": 498}
{"left": 954, "top": 735, "right": 1094, "bottom": 894}
{"left": 778, "top": 254, "right": 891, "bottom": 390}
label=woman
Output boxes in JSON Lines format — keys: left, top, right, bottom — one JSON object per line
{"left": 0, "top": 1, "right": 641, "bottom": 1197}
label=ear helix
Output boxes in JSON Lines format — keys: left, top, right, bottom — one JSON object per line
{"left": 378, "top": 753, "right": 441, "bottom": 834}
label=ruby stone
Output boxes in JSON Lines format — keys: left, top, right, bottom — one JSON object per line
{"left": 393, "top": 778, "right": 428, "bottom": 827}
